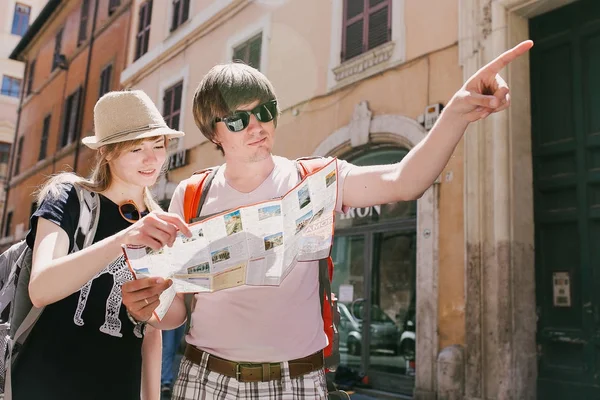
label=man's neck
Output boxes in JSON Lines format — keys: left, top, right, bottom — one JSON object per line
{"left": 223, "top": 154, "right": 276, "bottom": 193}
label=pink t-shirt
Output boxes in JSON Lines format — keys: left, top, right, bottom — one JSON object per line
{"left": 169, "top": 156, "right": 351, "bottom": 362}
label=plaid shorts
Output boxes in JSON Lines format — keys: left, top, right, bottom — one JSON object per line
{"left": 171, "top": 351, "right": 328, "bottom": 400}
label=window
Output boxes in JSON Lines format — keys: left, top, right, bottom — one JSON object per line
{"left": 170, "top": 0, "right": 190, "bottom": 32}
{"left": 0, "top": 143, "right": 10, "bottom": 182}
{"left": 331, "top": 147, "right": 416, "bottom": 394}
{"left": 163, "top": 81, "right": 183, "bottom": 130}
{"left": 232, "top": 33, "right": 262, "bottom": 70}
{"left": 78, "top": 0, "right": 90, "bottom": 45}
{"left": 26, "top": 59, "right": 35, "bottom": 95}
{"left": 4, "top": 211, "right": 12, "bottom": 237}
{"left": 13, "top": 136, "right": 24, "bottom": 176}
{"left": 52, "top": 28, "right": 64, "bottom": 71}
{"left": 135, "top": 1, "right": 152, "bottom": 60}
{"left": 98, "top": 64, "right": 113, "bottom": 99}
{"left": 108, "top": 0, "right": 121, "bottom": 16}
{"left": 0, "top": 144, "right": 10, "bottom": 165}
{"left": 1, "top": 76, "right": 21, "bottom": 98}
{"left": 60, "top": 88, "right": 82, "bottom": 148}
{"left": 342, "top": 0, "right": 391, "bottom": 61}
{"left": 39, "top": 115, "right": 51, "bottom": 161}
{"left": 11, "top": 3, "right": 30, "bottom": 36}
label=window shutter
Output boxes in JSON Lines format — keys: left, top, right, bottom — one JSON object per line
{"left": 78, "top": 0, "right": 90, "bottom": 45}
{"left": 27, "top": 60, "right": 35, "bottom": 95}
{"left": 367, "top": 3, "right": 389, "bottom": 50}
{"left": 173, "top": 83, "right": 182, "bottom": 113}
{"left": 171, "top": 0, "right": 181, "bottom": 31}
{"left": 68, "top": 89, "right": 82, "bottom": 144}
{"left": 145, "top": 0, "right": 152, "bottom": 55}
{"left": 163, "top": 90, "right": 172, "bottom": 118}
{"left": 344, "top": 19, "right": 364, "bottom": 61}
{"left": 135, "top": 35, "right": 143, "bottom": 60}
{"left": 135, "top": 1, "right": 152, "bottom": 60}
{"left": 53, "top": 28, "right": 64, "bottom": 70}
{"left": 59, "top": 97, "right": 70, "bottom": 148}
{"left": 105, "top": 65, "right": 113, "bottom": 94}
{"left": 14, "top": 137, "right": 24, "bottom": 176}
{"left": 109, "top": 0, "right": 121, "bottom": 15}
{"left": 233, "top": 45, "right": 246, "bottom": 62}
{"left": 182, "top": 0, "right": 190, "bottom": 23}
{"left": 248, "top": 36, "right": 262, "bottom": 70}
{"left": 39, "top": 115, "right": 51, "bottom": 161}
{"left": 147, "top": 0, "right": 153, "bottom": 25}
{"left": 135, "top": 4, "right": 145, "bottom": 59}
{"left": 4, "top": 211, "right": 12, "bottom": 237}
{"left": 346, "top": 0, "right": 364, "bottom": 19}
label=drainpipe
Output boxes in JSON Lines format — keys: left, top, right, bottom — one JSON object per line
{"left": 1, "top": 60, "right": 30, "bottom": 239}
{"left": 73, "top": 0, "right": 100, "bottom": 173}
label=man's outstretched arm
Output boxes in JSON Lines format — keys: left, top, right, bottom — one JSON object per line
{"left": 342, "top": 40, "right": 534, "bottom": 208}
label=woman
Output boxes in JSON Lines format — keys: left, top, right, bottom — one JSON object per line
{"left": 11, "top": 90, "right": 191, "bottom": 400}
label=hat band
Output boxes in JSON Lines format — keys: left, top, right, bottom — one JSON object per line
{"left": 99, "top": 123, "right": 169, "bottom": 143}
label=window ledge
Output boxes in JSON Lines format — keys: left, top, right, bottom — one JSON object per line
{"left": 331, "top": 41, "right": 396, "bottom": 89}
{"left": 0, "top": 95, "right": 19, "bottom": 105}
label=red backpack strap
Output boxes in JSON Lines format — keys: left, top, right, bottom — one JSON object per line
{"left": 296, "top": 156, "right": 329, "bottom": 179}
{"left": 183, "top": 168, "right": 218, "bottom": 223}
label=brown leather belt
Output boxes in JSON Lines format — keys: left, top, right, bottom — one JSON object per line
{"left": 184, "top": 344, "right": 324, "bottom": 382}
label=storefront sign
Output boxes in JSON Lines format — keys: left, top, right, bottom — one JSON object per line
{"left": 167, "top": 150, "right": 188, "bottom": 171}
{"left": 338, "top": 205, "right": 381, "bottom": 220}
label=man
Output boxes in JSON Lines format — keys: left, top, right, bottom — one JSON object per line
{"left": 122, "top": 40, "right": 533, "bottom": 399}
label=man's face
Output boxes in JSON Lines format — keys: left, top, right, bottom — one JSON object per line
{"left": 214, "top": 100, "right": 276, "bottom": 163}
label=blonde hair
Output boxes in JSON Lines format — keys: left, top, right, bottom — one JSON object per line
{"left": 36, "top": 137, "right": 167, "bottom": 211}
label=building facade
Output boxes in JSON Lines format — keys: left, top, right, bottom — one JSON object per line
{"left": 4, "top": 0, "right": 599, "bottom": 398}
{"left": 2, "top": 0, "right": 132, "bottom": 247}
{"left": 0, "top": 0, "right": 48, "bottom": 225}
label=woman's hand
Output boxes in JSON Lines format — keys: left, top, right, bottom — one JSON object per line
{"left": 118, "top": 211, "right": 192, "bottom": 250}
{"left": 122, "top": 277, "right": 172, "bottom": 322}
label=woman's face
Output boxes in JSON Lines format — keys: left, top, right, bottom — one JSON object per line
{"left": 109, "top": 137, "right": 167, "bottom": 188}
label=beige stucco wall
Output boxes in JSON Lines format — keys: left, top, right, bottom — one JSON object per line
{"left": 405, "top": 0, "right": 459, "bottom": 60}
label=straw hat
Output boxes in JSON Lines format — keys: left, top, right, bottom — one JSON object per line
{"left": 82, "top": 90, "right": 184, "bottom": 149}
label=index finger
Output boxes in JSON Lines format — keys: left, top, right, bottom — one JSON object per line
{"left": 156, "top": 212, "right": 192, "bottom": 237}
{"left": 481, "top": 40, "right": 534, "bottom": 75}
{"left": 122, "top": 276, "right": 166, "bottom": 293}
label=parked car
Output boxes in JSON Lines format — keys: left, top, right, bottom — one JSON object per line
{"left": 398, "top": 319, "right": 415, "bottom": 360}
{"left": 338, "top": 300, "right": 401, "bottom": 356}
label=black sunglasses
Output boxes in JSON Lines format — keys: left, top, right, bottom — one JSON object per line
{"left": 119, "top": 200, "right": 150, "bottom": 224}
{"left": 215, "top": 100, "right": 278, "bottom": 132}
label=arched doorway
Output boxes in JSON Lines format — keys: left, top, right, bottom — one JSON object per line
{"left": 331, "top": 146, "right": 417, "bottom": 395}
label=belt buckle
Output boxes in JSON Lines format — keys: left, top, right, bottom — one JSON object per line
{"left": 235, "top": 363, "right": 242, "bottom": 381}
{"left": 235, "top": 362, "right": 256, "bottom": 382}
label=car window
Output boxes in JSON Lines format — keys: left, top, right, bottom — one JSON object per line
{"left": 351, "top": 301, "right": 393, "bottom": 323}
